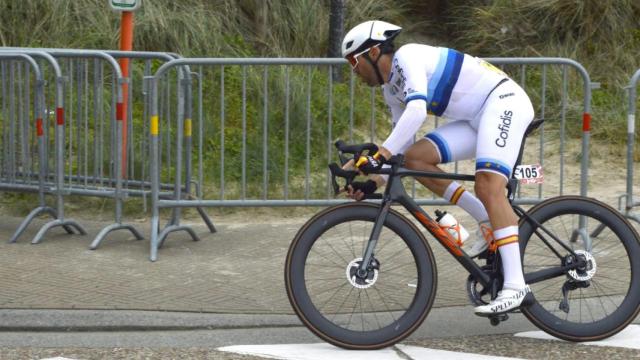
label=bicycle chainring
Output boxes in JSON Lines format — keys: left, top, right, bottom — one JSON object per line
{"left": 466, "top": 274, "right": 490, "bottom": 306}
{"left": 466, "top": 264, "right": 502, "bottom": 306}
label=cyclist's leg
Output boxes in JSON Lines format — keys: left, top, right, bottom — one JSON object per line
{"left": 473, "top": 80, "right": 534, "bottom": 313}
{"left": 403, "top": 135, "right": 458, "bottom": 196}
{"left": 405, "top": 121, "right": 489, "bottom": 223}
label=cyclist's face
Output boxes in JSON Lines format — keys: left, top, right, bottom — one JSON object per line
{"left": 352, "top": 47, "right": 381, "bottom": 86}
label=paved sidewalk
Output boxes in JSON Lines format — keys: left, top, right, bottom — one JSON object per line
{"left": 1, "top": 206, "right": 638, "bottom": 321}
{"left": 0, "top": 211, "right": 473, "bottom": 316}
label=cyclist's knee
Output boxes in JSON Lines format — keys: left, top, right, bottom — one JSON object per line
{"left": 405, "top": 140, "right": 439, "bottom": 169}
{"left": 474, "top": 171, "right": 507, "bottom": 204}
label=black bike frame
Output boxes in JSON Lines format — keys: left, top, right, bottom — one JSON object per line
{"left": 356, "top": 163, "right": 493, "bottom": 287}
{"left": 355, "top": 161, "right": 584, "bottom": 288}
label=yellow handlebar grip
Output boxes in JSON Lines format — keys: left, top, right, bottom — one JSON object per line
{"left": 355, "top": 156, "right": 368, "bottom": 168}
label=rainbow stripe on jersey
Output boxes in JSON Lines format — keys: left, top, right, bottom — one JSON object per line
{"left": 405, "top": 48, "right": 464, "bottom": 116}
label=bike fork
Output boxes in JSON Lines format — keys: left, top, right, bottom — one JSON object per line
{"left": 357, "top": 201, "right": 392, "bottom": 277}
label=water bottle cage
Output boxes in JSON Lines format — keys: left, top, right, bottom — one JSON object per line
{"left": 440, "top": 224, "right": 465, "bottom": 246}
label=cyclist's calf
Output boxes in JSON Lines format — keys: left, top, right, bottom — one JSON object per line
{"left": 474, "top": 171, "right": 518, "bottom": 227}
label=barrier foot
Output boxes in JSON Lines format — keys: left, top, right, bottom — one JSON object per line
{"left": 196, "top": 206, "right": 217, "bottom": 233}
{"left": 9, "top": 206, "right": 74, "bottom": 243}
{"left": 150, "top": 216, "right": 160, "bottom": 262}
{"left": 157, "top": 224, "right": 200, "bottom": 249}
{"left": 89, "top": 223, "right": 144, "bottom": 250}
{"left": 31, "top": 219, "right": 87, "bottom": 244}
{"left": 627, "top": 213, "right": 640, "bottom": 226}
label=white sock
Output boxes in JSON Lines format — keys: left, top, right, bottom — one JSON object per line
{"left": 443, "top": 182, "right": 489, "bottom": 223}
{"left": 494, "top": 226, "right": 526, "bottom": 289}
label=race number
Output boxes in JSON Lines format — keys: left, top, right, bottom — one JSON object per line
{"left": 514, "top": 164, "right": 544, "bottom": 184}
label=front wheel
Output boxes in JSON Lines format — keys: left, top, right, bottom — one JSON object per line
{"left": 285, "top": 203, "right": 437, "bottom": 349}
{"left": 519, "top": 196, "right": 640, "bottom": 341}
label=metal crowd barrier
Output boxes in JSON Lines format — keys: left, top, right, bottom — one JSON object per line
{"left": 622, "top": 70, "right": 640, "bottom": 224}
{"left": 0, "top": 51, "right": 87, "bottom": 243}
{"left": 146, "top": 57, "right": 594, "bottom": 261}
{"left": 0, "top": 48, "right": 215, "bottom": 248}
{"left": 97, "top": 50, "right": 214, "bottom": 247}
{"left": 0, "top": 48, "right": 138, "bottom": 245}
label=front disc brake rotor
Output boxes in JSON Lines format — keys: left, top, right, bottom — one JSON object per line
{"left": 346, "top": 257, "right": 378, "bottom": 289}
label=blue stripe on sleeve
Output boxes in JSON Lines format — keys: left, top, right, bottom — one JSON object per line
{"left": 405, "top": 94, "right": 428, "bottom": 103}
{"left": 426, "top": 49, "right": 448, "bottom": 106}
{"left": 427, "top": 48, "right": 464, "bottom": 116}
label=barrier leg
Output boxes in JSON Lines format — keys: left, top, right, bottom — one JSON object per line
{"left": 150, "top": 215, "right": 160, "bottom": 261}
{"left": 9, "top": 206, "right": 75, "bottom": 243}
{"left": 89, "top": 223, "right": 144, "bottom": 250}
{"left": 196, "top": 206, "right": 216, "bottom": 233}
{"left": 157, "top": 224, "right": 200, "bottom": 249}
{"left": 31, "top": 219, "right": 87, "bottom": 244}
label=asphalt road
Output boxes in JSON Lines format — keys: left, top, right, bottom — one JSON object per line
{"left": 0, "top": 307, "right": 638, "bottom": 359}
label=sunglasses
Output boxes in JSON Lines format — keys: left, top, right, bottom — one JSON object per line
{"left": 346, "top": 44, "right": 380, "bottom": 69}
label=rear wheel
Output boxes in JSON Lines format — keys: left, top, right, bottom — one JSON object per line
{"left": 519, "top": 196, "right": 640, "bottom": 341}
{"left": 285, "top": 203, "right": 437, "bottom": 349}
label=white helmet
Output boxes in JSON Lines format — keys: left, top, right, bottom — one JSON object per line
{"left": 341, "top": 20, "right": 402, "bottom": 58}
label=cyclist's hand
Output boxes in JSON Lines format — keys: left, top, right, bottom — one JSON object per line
{"left": 355, "top": 152, "right": 385, "bottom": 175}
{"left": 346, "top": 179, "right": 377, "bottom": 201}
{"left": 341, "top": 158, "right": 355, "bottom": 171}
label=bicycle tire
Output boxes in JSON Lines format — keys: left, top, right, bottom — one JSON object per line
{"left": 285, "top": 202, "right": 437, "bottom": 349}
{"left": 519, "top": 196, "right": 640, "bottom": 341}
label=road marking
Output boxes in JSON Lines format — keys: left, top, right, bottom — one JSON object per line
{"left": 218, "top": 343, "right": 525, "bottom": 360}
{"left": 396, "top": 345, "right": 525, "bottom": 359}
{"left": 515, "top": 324, "right": 640, "bottom": 350}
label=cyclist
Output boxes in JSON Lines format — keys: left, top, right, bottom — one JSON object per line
{"left": 341, "top": 20, "right": 533, "bottom": 315}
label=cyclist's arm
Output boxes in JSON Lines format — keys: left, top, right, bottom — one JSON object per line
{"left": 380, "top": 49, "right": 429, "bottom": 159}
{"left": 362, "top": 104, "right": 423, "bottom": 190}
{"left": 369, "top": 97, "right": 426, "bottom": 187}
{"left": 380, "top": 99, "right": 428, "bottom": 158}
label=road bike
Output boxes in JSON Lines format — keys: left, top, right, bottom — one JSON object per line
{"left": 284, "top": 120, "right": 640, "bottom": 349}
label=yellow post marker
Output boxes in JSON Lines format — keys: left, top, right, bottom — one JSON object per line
{"left": 151, "top": 115, "right": 159, "bottom": 136}
{"left": 185, "top": 119, "right": 192, "bottom": 137}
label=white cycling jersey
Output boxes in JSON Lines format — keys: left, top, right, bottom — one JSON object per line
{"left": 383, "top": 44, "right": 507, "bottom": 121}
{"left": 380, "top": 44, "right": 534, "bottom": 179}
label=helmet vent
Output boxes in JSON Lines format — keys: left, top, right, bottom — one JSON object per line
{"left": 345, "top": 40, "right": 353, "bottom": 49}
{"left": 383, "top": 30, "right": 397, "bottom": 37}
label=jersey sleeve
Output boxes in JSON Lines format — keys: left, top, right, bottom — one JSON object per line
{"left": 393, "top": 51, "right": 428, "bottom": 106}
{"left": 382, "top": 52, "right": 428, "bottom": 155}
{"left": 388, "top": 102, "right": 404, "bottom": 128}
{"left": 382, "top": 100, "right": 427, "bottom": 155}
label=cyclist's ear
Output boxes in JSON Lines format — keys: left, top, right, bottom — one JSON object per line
{"left": 369, "top": 45, "right": 381, "bottom": 60}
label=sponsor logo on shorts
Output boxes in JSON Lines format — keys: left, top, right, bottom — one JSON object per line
{"left": 495, "top": 110, "right": 513, "bottom": 147}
